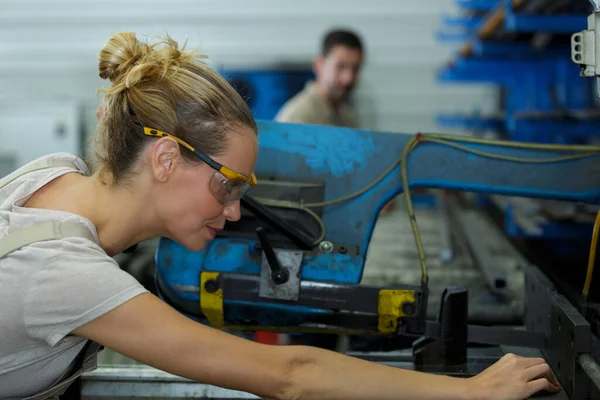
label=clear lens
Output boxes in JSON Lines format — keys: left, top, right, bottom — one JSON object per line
{"left": 209, "top": 172, "right": 251, "bottom": 205}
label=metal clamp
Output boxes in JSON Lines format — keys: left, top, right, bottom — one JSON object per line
{"left": 259, "top": 250, "right": 303, "bottom": 301}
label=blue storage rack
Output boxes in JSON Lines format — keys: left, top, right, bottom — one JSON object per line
{"left": 435, "top": 0, "right": 598, "bottom": 246}
{"left": 436, "top": 0, "right": 599, "bottom": 144}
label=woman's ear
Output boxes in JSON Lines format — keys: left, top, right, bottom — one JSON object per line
{"left": 151, "top": 138, "right": 180, "bottom": 182}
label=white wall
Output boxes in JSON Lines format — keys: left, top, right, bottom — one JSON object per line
{"left": 0, "top": 0, "right": 497, "bottom": 150}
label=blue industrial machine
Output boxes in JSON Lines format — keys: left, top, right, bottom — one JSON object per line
{"left": 149, "top": 3, "right": 600, "bottom": 397}
{"left": 78, "top": 3, "right": 600, "bottom": 399}
{"left": 153, "top": 120, "right": 600, "bottom": 396}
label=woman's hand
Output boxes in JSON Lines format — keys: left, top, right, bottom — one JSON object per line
{"left": 468, "top": 353, "right": 561, "bottom": 400}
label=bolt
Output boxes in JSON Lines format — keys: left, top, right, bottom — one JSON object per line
{"left": 402, "top": 302, "right": 416, "bottom": 316}
{"left": 338, "top": 245, "right": 347, "bottom": 254}
{"left": 319, "top": 241, "right": 334, "bottom": 253}
{"left": 204, "top": 279, "right": 220, "bottom": 293}
{"left": 570, "top": 332, "right": 574, "bottom": 349}
{"left": 272, "top": 268, "right": 290, "bottom": 285}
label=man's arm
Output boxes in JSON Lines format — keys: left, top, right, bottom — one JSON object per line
{"left": 74, "top": 293, "right": 559, "bottom": 400}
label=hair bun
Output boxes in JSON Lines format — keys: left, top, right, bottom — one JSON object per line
{"left": 98, "top": 32, "right": 199, "bottom": 94}
{"left": 98, "top": 32, "right": 145, "bottom": 83}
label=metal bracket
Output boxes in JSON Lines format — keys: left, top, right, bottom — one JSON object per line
{"left": 413, "top": 287, "right": 468, "bottom": 371}
{"left": 259, "top": 250, "right": 303, "bottom": 301}
{"left": 572, "top": 9, "right": 600, "bottom": 96}
{"left": 525, "top": 266, "right": 591, "bottom": 400}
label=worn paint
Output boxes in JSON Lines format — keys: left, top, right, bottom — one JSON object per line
{"left": 258, "top": 122, "right": 376, "bottom": 178}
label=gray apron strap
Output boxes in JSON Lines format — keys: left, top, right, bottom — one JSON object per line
{"left": 0, "top": 221, "right": 96, "bottom": 259}
{"left": 0, "top": 158, "right": 81, "bottom": 189}
{"left": 23, "top": 342, "right": 103, "bottom": 400}
{"left": 1, "top": 157, "right": 103, "bottom": 400}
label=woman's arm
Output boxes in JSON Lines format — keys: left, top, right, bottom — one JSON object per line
{"left": 73, "top": 293, "right": 559, "bottom": 400}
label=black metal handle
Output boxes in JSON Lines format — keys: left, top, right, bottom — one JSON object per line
{"left": 256, "top": 226, "right": 289, "bottom": 285}
{"left": 241, "top": 195, "right": 314, "bottom": 250}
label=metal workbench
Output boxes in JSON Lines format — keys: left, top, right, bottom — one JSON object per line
{"left": 81, "top": 346, "right": 569, "bottom": 399}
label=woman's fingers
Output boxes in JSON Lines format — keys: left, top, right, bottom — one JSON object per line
{"left": 523, "top": 362, "right": 553, "bottom": 382}
{"left": 526, "top": 378, "right": 561, "bottom": 396}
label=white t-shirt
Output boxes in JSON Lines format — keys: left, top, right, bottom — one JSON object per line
{"left": 0, "top": 153, "right": 148, "bottom": 399}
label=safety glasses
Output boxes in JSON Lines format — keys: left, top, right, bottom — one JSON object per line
{"left": 143, "top": 127, "right": 257, "bottom": 205}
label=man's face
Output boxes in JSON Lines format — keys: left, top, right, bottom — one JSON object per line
{"left": 315, "top": 45, "right": 363, "bottom": 103}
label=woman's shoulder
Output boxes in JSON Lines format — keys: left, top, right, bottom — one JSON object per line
{"left": 0, "top": 152, "right": 90, "bottom": 208}
{"left": 12, "top": 152, "right": 89, "bottom": 178}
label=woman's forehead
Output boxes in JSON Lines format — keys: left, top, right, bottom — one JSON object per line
{"left": 216, "top": 129, "right": 258, "bottom": 175}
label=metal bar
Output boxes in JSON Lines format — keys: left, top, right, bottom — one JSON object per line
{"left": 221, "top": 274, "right": 423, "bottom": 315}
{"left": 454, "top": 209, "right": 508, "bottom": 294}
{"left": 578, "top": 354, "right": 600, "bottom": 391}
{"left": 158, "top": 273, "right": 424, "bottom": 332}
{"left": 240, "top": 195, "right": 314, "bottom": 250}
{"left": 456, "top": 0, "right": 497, "bottom": 11}
{"left": 81, "top": 365, "right": 259, "bottom": 399}
{"left": 467, "top": 325, "right": 545, "bottom": 348}
{"left": 525, "top": 266, "right": 592, "bottom": 400}
{"left": 437, "top": 193, "right": 454, "bottom": 262}
{"left": 505, "top": 15, "right": 588, "bottom": 33}
{"left": 423, "top": 321, "right": 546, "bottom": 348}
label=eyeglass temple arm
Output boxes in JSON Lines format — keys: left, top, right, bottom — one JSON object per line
{"left": 240, "top": 195, "right": 315, "bottom": 250}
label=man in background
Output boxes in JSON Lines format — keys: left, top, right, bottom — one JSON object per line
{"left": 276, "top": 29, "right": 362, "bottom": 127}
{"left": 274, "top": 30, "right": 392, "bottom": 352}
{"left": 276, "top": 28, "right": 394, "bottom": 213}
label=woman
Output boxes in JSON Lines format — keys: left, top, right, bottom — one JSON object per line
{"left": 0, "top": 31, "right": 559, "bottom": 400}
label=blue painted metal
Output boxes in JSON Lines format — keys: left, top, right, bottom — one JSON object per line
{"left": 411, "top": 192, "right": 439, "bottom": 209}
{"left": 504, "top": 15, "right": 588, "bottom": 33}
{"left": 509, "top": 116, "right": 600, "bottom": 144}
{"left": 504, "top": 204, "right": 594, "bottom": 240}
{"left": 436, "top": 114, "right": 505, "bottom": 132}
{"left": 471, "top": 40, "right": 566, "bottom": 58}
{"left": 456, "top": 0, "right": 496, "bottom": 11}
{"left": 503, "top": 0, "right": 587, "bottom": 34}
{"left": 220, "top": 69, "right": 313, "bottom": 121}
{"left": 155, "top": 121, "right": 600, "bottom": 326}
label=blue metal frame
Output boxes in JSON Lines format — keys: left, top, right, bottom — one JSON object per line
{"left": 156, "top": 121, "right": 600, "bottom": 326}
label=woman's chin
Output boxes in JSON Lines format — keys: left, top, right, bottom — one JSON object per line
{"left": 183, "top": 239, "right": 208, "bottom": 253}
{"left": 181, "top": 234, "right": 214, "bottom": 253}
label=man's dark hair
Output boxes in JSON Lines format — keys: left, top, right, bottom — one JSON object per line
{"left": 321, "top": 29, "right": 363, "bottom": 56}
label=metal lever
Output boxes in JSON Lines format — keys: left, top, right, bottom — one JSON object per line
{"left": 256, "top": 227, "right": 289, "bottom": 285}
{"left": 241, "top": 195, "right": 314, "bottom": 250}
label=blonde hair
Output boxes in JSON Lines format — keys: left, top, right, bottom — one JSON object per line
{"left": 94, "top": 31, "right": 256, "bottom": 185}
